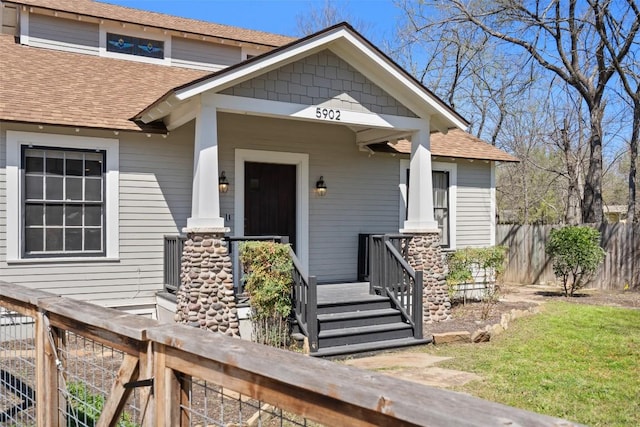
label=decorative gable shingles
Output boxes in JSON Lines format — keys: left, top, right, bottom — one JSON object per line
{"left": 221, "top": 50, "right": 418, "bottom": 118}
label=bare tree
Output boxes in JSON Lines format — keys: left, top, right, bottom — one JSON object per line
{"left": 295, "top": 0, "right": 370, "bottom": 36}
{"left": 393, "top": 1, "right": 535, "bottom": 145}
{"left": 594, "top": 2, "right": 640, "bottom": 222}
{"left": 432, "top": 0, "right": 640, "bottom": 224}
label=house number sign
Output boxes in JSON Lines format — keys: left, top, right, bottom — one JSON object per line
{"left": 315, "top": 107, "right": 341, "bottom": 121}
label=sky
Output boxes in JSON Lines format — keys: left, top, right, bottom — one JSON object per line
{"left": 104, "top": 0, "right": 403, "bottom": 43}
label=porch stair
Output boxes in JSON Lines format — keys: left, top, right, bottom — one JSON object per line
{"left": 311, "top": 283, "right": 431, "bottom": 357}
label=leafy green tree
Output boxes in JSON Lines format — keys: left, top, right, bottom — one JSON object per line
{"left": 546, "top": 226, "right": 606, "bottom": 296}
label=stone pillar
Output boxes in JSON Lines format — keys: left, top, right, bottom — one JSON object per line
{"left": 175, "top": 230, "right": 240, "bottom": 337}
{"left": 406, "top": 232, "right": 452, "bottom": 323}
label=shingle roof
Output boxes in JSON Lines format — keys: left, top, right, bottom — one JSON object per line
{"left": 0, "top": 32, "right": 518, "bottom": 161}
{"left": 0, "top": 34, "right": 208, "bottom": 131}
{"left": 389, "top": 129, "right": 519, "bottom": 162}
{"left": 9, "top": 0, "right": 295, "bottom": 47}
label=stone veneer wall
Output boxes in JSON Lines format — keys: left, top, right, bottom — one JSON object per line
{"left": 175, "top": 231, "right": 240, "bottom": 337}
{"left": 406, "top": 233, "right": 452, "bottom": 322}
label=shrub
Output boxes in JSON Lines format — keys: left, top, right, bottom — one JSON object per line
{"left": 66, "top": 382, "right": 138, "bottom": 427}
{"left": 239, "top": 241, "right": 293, "bottom": 347}
{"left": 546, "top": 225, "right": 606, "bottom": 297}
{"left": 446, "top": 246, "right": 507, "bottom": 318}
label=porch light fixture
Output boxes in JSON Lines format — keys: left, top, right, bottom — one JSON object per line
{"left": 219, "top": 171, "right": 229, "bottom": 193}
{"left": 315, "top": 176, "right": 327, "bottom": 197}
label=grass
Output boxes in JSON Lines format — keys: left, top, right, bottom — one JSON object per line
{"left": 421, "top": 302, "right": 640, "bottom": 426}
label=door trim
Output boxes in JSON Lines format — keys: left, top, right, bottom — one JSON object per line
{"left": 234, "top": 149, "right": 309, "bottom": 271}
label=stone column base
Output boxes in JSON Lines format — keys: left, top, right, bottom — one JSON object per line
{"left": 174, "top": 229, "right": 240, "bottom": 337}
{"left": 406, "top": 233, "right": 452, "bottom": 323}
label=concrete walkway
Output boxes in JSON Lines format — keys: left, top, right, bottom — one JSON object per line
{"left": 344, "top": 352, "right": 481, "bottom": 389}
{"left": 344, "top": 285, "right": 556, "bottom": 389}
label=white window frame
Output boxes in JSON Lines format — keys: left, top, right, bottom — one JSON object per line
{"left": 6, "top": 131, "right": 119, "bottom": 262}
{"left": 99, "top": 23, "right": 172, "bottom": 66}
{"left": 399, "top": 159, "right": 457, "bottom": 249}
{"left": 234, "top": 149, "right": 309, "bottom": 271}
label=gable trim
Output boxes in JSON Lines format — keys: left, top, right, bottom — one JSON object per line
{"left": 136, "top": 24, "right": 468, "bottom": 131}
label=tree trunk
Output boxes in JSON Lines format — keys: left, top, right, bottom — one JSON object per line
{"left": 628, "top": 102, "right": 639, "bottom": 223}
{"left": 582, "top": 106, "right": 605, "bottom": 223}
{"left": 562, "top": 124, "right": 582, "bottom": 225}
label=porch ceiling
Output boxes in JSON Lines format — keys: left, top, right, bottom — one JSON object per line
{"left": 352, "top": 125, "right": 414, "bottom": 152}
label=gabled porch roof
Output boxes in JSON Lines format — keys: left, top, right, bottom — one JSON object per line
{"left": 134, "top": 23, "right": 469, "bottom": 134}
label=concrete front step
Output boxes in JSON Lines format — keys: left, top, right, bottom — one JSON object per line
{"left": 318, "top": 322, "right": 413, "bottom": 348}
{"left": 313, "top": 337, "right": 433, "bottom": 358}
{"left": 317, "top": 308, "right": 403, "bottom": 330}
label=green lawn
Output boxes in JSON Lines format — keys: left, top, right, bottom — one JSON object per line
{"left": 422, "top": 302, "right": 640, "bottom": 426}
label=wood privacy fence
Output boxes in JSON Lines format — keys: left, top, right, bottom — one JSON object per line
{"left": 497, "top": 223, "right": 640, "bottom": 290}
{"left": 0, "top": 282, "right": 580, "bottom": 426}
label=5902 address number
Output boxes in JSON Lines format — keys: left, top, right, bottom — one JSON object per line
{"left": 315, "top": 107, "right": 341, "bottom": 121}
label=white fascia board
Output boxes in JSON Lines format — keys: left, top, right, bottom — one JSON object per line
{"left": 175, "top": 28, "right": 349, "bottom": 101}
{"left": 166, "top": 98, "right": 197, "bottom": 130}
{"left": 207, "top": 93, "right": 426, "bottom": 130}
{"left": 330, "top": 34, "right": 468, "bottom": 130}
{"left": 139, "top": 94, "right": 180, "bottom": 123}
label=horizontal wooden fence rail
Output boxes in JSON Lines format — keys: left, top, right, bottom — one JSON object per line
{"left": 0, "top": 282, "right": 581, "bottom": 426}
{"left": 497, "top": 223, "right": 640, "bottom": 290}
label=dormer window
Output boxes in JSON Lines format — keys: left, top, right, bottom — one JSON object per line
{"left": 106, "top": 33, "right": 164, "bottom": 59}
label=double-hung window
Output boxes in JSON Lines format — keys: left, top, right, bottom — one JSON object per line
{"left": 6, "top": 131, "right": 119, "bottom": 262}
{"left": 432, "top": 171, "right": 449, "bottom": 247}
{"left": 401, "top": 160, "right": 456, "bottom": 249}
{"left": 23, "top": 147, "right": 105, "bottom": 256}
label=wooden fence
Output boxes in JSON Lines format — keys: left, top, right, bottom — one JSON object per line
{"left": 0, "top": 282, "right": 580, "bottom": 426}
{"left": 497, "top": 223, "right": 640, "bottom": 290}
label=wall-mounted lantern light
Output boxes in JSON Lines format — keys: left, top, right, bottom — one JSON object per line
{"left": 219, "top": 171, "right": 229, "bottom": 193}
{"left": 316, "top": 176, "right": 327, "bottom": 197}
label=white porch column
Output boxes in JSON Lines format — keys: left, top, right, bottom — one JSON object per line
{"left": 186, "top": 97, "right": 226, "bottom": 229}
{"left": 401, "top": 123, "right": 439, "bottom": 233}
{"left": 178, "top": 96, "right": 238, "bottom": 337}
{"left": 401, "top": 121, "right": 451, "bottom": 323}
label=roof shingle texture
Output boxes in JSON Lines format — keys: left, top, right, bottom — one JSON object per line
{"left": 10, "top": 0, "right": 295, "bottom": 47}
{"left": 0, "top": 34, "right": 209, "bottom": 131}
{"left": 394, "top": 129, "right": 519, "bottom": 162}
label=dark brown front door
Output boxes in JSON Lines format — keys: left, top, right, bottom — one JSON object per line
{"left": 244, "top": 162, "right": 296, "bottom": 249}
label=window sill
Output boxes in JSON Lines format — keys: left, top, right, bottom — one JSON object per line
{"left": 6, "top": 257, "right": 121, "bottom": 265}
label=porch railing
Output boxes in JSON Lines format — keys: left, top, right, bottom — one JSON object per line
{"left": 369, "top": 234, "right": 423, "bottom": 339}
{"left": 291, "top": 248, "right": 318, "bottom": 353}
{"left": 163, "top": 235, "right": 288, "bottom": 296}
{"left": 226, "top": 235, "right": 289, "bottom": 295}
{"left": 0, "top": 282, "right": 579, "bottom": 426}
{"left": 163, "top": 234, "right": 186, "bottom": 294}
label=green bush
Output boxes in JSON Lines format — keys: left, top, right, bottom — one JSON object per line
{"left": 66, "top": 382, "right": 138, "bottom": 427}
{"left": 446, "top": 246, "right": 507, "bottom": 287}
{"left": 446, "top": 246, "right": 507, "bottom": 317}
{"left": 546, "top": 225, "right": 606, "bottom": 297}
{"left": 239, "top": 241, "right": 293, "bottom": 347}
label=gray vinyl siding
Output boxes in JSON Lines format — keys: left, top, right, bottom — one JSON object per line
{"left": 455, "top": 161, "right": 493, "bottom": 247}
{"left": 171, "top": 37, "right": 241, "bottom": 70}
{"left": 29, "top": 14, "right": 99, "bottom": 54}
{"left": 1, "top": 3, "right": 17, "bottom": 36}
{"left": 217, "top": 113, "right": 401, "bottom": 282}
{"left": 0, "top": 123, "right": 194, "bottom": 312}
